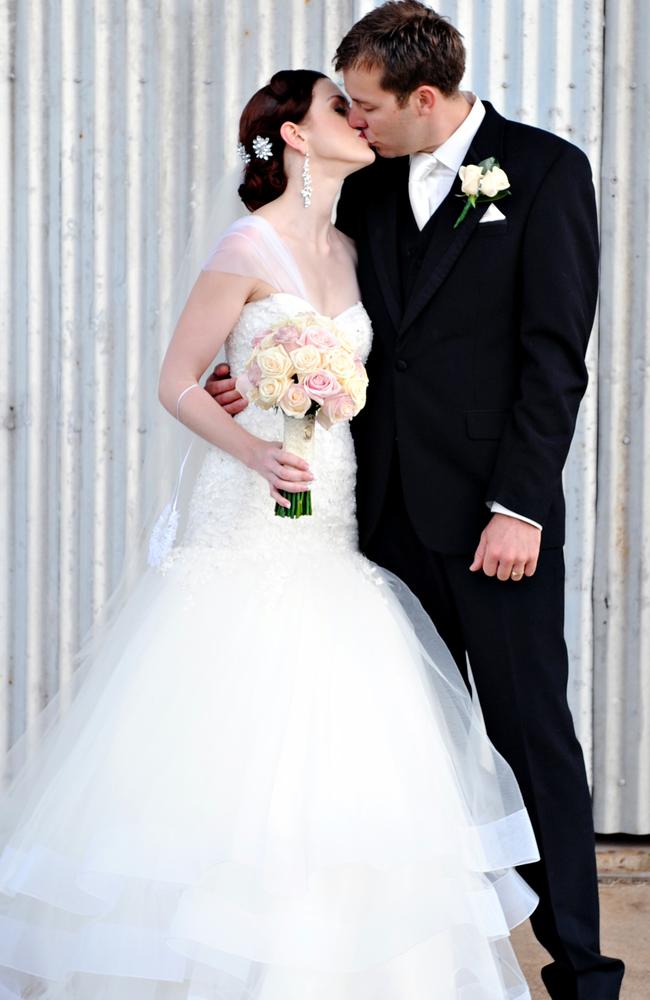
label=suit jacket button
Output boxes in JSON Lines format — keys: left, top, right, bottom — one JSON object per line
{"left": 395, "top": 359, "right": 408, "bottom": 372}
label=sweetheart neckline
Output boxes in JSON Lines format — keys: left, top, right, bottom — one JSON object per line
{"left": 241, "top": 291, "right": 365, "bottom": 324}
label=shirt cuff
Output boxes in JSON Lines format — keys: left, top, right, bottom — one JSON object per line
{"left": 487, "top": 501, "right": 542, "bottom": 531}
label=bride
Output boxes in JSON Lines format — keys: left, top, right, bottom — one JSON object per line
{"left": 0, "top": 70, "right": 540, "bottom": 999}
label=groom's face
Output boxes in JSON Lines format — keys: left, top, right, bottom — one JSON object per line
{"left": 342, "top": 66, "right": 425, "bottom": 158}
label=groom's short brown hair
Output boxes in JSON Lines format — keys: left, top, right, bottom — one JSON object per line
{"left": 333, "top": 1, "right": 465, "bottom": 104}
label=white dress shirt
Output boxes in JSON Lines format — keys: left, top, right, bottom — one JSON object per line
{"left": 407, "top": 93, "right": 542, "bottom": 532}
{"left": 408, "top": 92, "right": 486, "bottom": 227}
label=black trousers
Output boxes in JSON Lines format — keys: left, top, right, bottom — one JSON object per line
{"left": 363, "top": 449, "right": 625, "bottom": 1000}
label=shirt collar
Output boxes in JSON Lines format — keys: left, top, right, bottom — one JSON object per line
{"left": 410, "top": 93, "right": 486, "bottom": 174}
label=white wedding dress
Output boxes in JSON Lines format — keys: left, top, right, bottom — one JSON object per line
{"left": 0, "top": 220, "right": 540, "bottom": 999}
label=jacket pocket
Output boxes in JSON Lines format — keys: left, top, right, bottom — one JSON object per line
{"left": 475, "top": 221, "right": 508, "bottom": 237}
{"left": 465, "top": 409, "right": 511, "bottom": 440}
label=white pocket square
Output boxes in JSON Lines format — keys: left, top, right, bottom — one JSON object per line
{"left": 480, "top": 203, "right": 506, "bottom": 223}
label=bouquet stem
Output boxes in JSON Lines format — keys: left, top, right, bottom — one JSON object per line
{"left": 275, "top": 411, "right": 316, "bottom": 519}
{"left": 275, "top": 488, "right": 313, "bottom": 518}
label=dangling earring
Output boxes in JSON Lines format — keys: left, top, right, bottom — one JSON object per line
{"left": 301, "top": 151, "right": 312, "bottom": 209}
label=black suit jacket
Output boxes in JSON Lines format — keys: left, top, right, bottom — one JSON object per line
{"left": 337, "top": 101, "right": 599, "bottom": 554}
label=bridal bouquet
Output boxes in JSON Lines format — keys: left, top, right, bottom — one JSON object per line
{"left": 235, "top": 312, "right": 368, "bottom": 518}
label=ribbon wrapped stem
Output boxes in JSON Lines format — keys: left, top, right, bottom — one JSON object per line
{"left": 275, "top": 412, "right": 315, "bottom": 519}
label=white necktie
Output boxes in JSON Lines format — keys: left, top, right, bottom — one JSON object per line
{"left": 408, "top": 153, "right": 439, "bottom": 230}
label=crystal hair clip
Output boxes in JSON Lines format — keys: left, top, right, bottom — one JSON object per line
{"left": 238, "top": 135, "right": 273, "bottom": 165}
{"left": 252, "top": 135, "right": 273, "bottom": 160}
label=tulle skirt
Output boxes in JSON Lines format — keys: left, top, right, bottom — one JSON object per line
{"left": 0, "top": 545, "right": 539, "bottom": 999}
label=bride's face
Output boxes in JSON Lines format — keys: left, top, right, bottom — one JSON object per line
{"left": 300, "top": 78, "right": 375, "bottom": 173}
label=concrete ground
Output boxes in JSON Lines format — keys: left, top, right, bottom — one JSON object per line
{"left": 511, "top": 843, "right": 650, "bottom": 998}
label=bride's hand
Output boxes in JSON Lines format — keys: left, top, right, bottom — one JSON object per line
{"left": 247, "top": 439, "right": 314, "bottom": 509}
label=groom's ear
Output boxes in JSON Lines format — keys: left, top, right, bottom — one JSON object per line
{"left": 280, "top": 121, "right": 307, "bottom": 154}
{"left": 412, "top": 85, "right": 437, "bottom": 117}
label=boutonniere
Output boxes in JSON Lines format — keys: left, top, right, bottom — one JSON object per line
{"left": 453, "top": 157, "right": 511, "bottom": 229}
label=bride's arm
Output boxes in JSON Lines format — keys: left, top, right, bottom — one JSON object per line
{"left": 158, "top": 269, "right": 313, "bottom": 508}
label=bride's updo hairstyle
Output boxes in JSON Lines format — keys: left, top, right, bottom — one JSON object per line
{"left": 238, "top": 69, "right": 326, "bottom": 211}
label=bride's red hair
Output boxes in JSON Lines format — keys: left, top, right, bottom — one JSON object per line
{"left": 238, "top": 70, "right": 326, "bottom": 212}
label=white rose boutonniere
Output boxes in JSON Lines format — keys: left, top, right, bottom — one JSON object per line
{"left": 454, "top": 157, "right": 511, "bottom": 229}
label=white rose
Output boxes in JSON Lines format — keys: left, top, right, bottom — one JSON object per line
{"left": 459, "top": 164, "right": 482, "bottom": 197}
{"left": 289, "top": 345, "right": 323, "bottom": 377}
{"left": 345, "top": 375, "right": 367, "bottom": 411}
{"left": 244, "top": 385, "right": 260, "bottom": 405}
{"left": 354, "top": 358, "right": 369, "bottom": 385}
{"left": 324, "top": 347, "right": 357, "bottom": 382}
{"left": 257, "top": 375, "right": 290, "bottom": 409}
{"left": 256, "top": 332, "right": 277, "bottom": 350}
{"left": 479, "top": 166, "right": 510, "bottom": 198}
{"left": 279, "top": 382, "right": 312, "bottom": 418}
{"left": 257, "top": 345, "right": 292, "bottom": 378}
{"left": 336, "top": 328, "right": 357, "bottom": 353}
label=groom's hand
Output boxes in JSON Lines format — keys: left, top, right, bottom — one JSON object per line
{"left": 204, "top": 363, "right": 248, "bottom": 416}
{"left": 469, "top": 514, "right": 541, "bottom": 581}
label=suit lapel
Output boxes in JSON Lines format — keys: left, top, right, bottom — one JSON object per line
{"left": 398, "top": 102, "right": 506, "bottom": 338}
{"left": 365, "top": 157, "right": 409, "bottom": 334}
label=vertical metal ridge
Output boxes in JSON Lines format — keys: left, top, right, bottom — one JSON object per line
{"left": 123, "top": 0, "right": 148, "bottom": 559}
{"left": 75, "top": 0, "right": 96, "bottom": 648}
{"left": 43, "top": 0, "right": 63, "bottom": 711}
{"left": 594, "top": 0, "right": 650, "bottom": 832}
{"left": 0, "top": 0, "right": 16, "bottom": 773}
{"left": 21, "top": 0, "right": 47, "bottom": 735}
{"left": 87, "top": 0, "right": 109, "bottom": 624}
{"left": 57, "top": 0, "right": 83, "bottom": 688}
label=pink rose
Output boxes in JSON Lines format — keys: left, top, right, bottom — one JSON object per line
{"left": 251, "top": 329, "right": 281, "bottom": 349}
{"left": 317, "top": 393, "right": 356, "bottom": 429}
{"left": 273, "top": 324, "right": 302, "bottom": 350}
{"left": 303, "top": 369, "right": 342, "bottom": 405}
{"left": 297, "top": 325, "right": 339, "bottom": 352}
{"left": 235, "top": 371, "right": 255, "bottom": 398}
{"left": 236, "top": 358, "right": 264, "bottom": 399}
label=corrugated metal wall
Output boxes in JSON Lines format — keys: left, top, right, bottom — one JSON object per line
{"left": 593, "top": 0, "right": 650, "bottom": 832}
{"left": 0, "top": 0, "right": 647, "bottom": 831}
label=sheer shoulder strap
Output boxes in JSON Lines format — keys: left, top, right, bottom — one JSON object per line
{"left": 201, "top": 215, "right": 308, "bottom": 301}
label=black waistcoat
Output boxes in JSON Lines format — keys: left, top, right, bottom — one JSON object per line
{"left": 396, "top": 183, "right": 449, "bottom": 306}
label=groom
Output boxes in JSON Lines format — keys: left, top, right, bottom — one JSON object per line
{"left": 330, "top": 5, "right": 625, "bottom": 999}
{"left": 207, "top": 2, "right": 624, "bottom": 997}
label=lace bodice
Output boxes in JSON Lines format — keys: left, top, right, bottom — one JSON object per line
{"left": 174, "top": 293, "right": 373, "bottom": 565}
